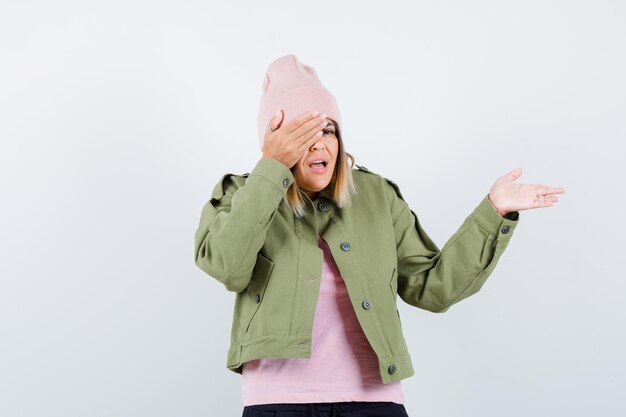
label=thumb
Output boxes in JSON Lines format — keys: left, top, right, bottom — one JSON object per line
{"left": 507, "top": 167, "right": 523, "bottom": 182}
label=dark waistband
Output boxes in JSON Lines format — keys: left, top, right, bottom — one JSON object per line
{"left": 244, "top": 401, "right": 400, "bottom": 412}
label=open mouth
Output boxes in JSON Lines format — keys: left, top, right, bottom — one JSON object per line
{"left": 309, "top": 161, "right": 327, "bottom": 168}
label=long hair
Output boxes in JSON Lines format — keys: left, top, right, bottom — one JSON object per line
{"left": 285, "top": 121, "right": 357, "bottom": 218}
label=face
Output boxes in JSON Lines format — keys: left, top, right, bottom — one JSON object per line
{"left": 293, "top": 119, "right": 339, "bottom": 200}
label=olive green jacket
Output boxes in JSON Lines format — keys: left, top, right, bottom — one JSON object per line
{"left": 194, "top": 157, "right": 519, "bottom": 384}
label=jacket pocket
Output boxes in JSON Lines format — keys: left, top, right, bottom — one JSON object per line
{"left": 389, "top": 267, "right": 397, "bottom": 298}
{"left": 244, "top": 252, "right": 274, "bottom": 333}
{"left": 389, "top": 267, "right": 401, "bottom": 325}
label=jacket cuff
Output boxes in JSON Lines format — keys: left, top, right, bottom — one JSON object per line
{"left": 471, "top": 194, "right": 519, "bottom": 240}
{"left": 249, "top": 158, "right": 295, "bottom": 196}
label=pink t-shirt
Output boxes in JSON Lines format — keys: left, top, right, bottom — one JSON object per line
{"left": 241, "top": 236, "right": 404, "bottom": 405}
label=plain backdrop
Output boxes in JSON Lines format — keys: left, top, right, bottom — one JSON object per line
{"left": 1, "top": 1, "right": 624, "bottom": 416}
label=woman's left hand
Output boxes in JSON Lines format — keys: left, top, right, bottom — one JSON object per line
{"left": 488, "top": 168, "right": 565, "bottom": 216}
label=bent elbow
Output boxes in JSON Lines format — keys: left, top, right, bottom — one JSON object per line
{"left": 432, "top": 304, "right": 451, "bottom": 313}
{"left": 222, "top": 278, "right": 248, "bottom": 293}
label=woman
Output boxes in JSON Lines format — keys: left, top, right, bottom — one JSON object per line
{"left": 194, "top": 55, "right": 565, "bottom": 417}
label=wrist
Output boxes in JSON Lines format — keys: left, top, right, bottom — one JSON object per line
{"left": 488, "top": 194, "right": 507, "bottom": 217}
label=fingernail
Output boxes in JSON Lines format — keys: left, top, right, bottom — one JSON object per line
{"left": 321, "top": 113, "right": 327, "bottom": 119}
{"left": 312, "top": 111, "right": 320, "bottom": 117}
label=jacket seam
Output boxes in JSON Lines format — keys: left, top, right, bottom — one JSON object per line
{"left": 390, "top": 196, "right": 409, "bottom": 224}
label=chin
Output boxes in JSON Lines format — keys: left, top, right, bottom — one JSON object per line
{"left": 296, "top": 170, "right": 334, "bottom": 193}
{"left": 319, "top": 178, "right": 333, "bottom": 188}
{"left": 307, "top": 184, "right": 325, "bottom": 193}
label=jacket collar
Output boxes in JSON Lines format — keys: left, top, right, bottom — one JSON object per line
{"left": 318, "top": 186, "right": 333, "bottom": 202}
{"left": 300, "top": 185, "right": 334, "bottom": 206}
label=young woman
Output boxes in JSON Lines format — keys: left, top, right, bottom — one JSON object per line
{"left": 194, "top": 54, "right": 565, "bottom": 417}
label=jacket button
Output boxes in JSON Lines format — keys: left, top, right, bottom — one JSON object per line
{"left": 282, "top": 178, "right": 290, "bottom": 188}
{"left": 318, "top": 201, "right": 328, "bottom": 211}
{"left": 501, "top": 225, "right": 511, "bottom": 234}
{"left": 254, "top": 294, "right": 261, "bottom": 303}
{"left": 362, "top": 300, "right": 371, "bottom": 310}
{"left": 341, "top": 242, "right": 351, "bottom": 251}
{"left": 388, "top": 364, "right": 397, "bottom": 374}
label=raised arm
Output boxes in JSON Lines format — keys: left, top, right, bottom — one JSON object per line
{"left": 194, "top": 158, "right": 294, "bottom": 292}
{"left": 194, "top": 110, "right": 333, "bottom": 292}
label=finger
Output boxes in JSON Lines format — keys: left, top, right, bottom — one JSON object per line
{"left": 264, "top": 126, "right": 273, "bottom": 140}
{"left": 291, "top": 122, "right": 328, "bottom": 151}
{"left": 289, "top": 114, "right": 328, "bottom": 138}
{"left": 534, "top": 195, "right": 558, "bottom": 208}
{"left": 270, "top": 109, "right": 283, "bottom": 129}
{"left": 535, "top": 185, "right": 566, "bottom": 196}
{"left": 505, "top": 168, "right": 523, "bottom": 181}
{"left": 264, "top": 110, "right": 285, "bottom": 140}
{"left": 297, "top": 128, "right": 324, "bottom": 152}
{"left": 534, "top": 196, "right": 545, "bottom": 208}
{"left": 285, "top": 111, "right": 323, "bottom": 134}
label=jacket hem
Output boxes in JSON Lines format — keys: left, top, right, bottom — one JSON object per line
{"left": 227, "top": 336, "right": 415, "bottom": 384}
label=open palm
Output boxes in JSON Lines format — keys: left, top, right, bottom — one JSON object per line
{"left": 488, "top": 168, "right": 565, "bottom": 215}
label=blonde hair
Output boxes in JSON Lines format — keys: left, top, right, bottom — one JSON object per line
{"left": 285, "top": 121, "right": 357, "bottom": 218}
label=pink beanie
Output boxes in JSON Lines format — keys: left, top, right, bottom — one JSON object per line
{"left": 257, "top": 54, "right": 342, "bottom": 151}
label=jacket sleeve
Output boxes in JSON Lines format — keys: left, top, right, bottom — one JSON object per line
{"left": 194, "top": 158, "right": 294, "bottom": 293}
{"left": 383, "top": 177, "right": 520, "bottom": 313}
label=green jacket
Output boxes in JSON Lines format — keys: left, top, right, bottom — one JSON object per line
{"left": 194, "top": 157, "right": 519, "bottom": 384}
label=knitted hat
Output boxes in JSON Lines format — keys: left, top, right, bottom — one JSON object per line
{"left": 257, "top": 54, "right": 342, "bottom": 151}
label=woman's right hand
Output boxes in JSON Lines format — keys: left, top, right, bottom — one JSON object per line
{"left": 262, "top": 109, "right": 329, "bottom": 169}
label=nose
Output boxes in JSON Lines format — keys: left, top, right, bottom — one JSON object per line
{"left": 311, "top": 139, "right": 325, "bottom": 150}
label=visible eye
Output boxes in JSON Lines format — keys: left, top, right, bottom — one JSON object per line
{"left": 322, "top": 129, "right": 335, "bottom": 135}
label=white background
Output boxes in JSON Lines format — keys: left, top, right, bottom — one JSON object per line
{"left": 1, "top": 1, "right": 624, "bottom": 416}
